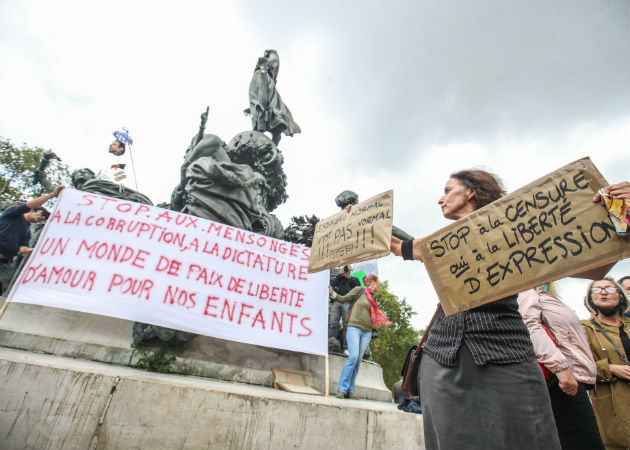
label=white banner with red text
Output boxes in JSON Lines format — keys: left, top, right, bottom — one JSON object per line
{"left": 7, "top": 189, "right": 329, "bottom": 355}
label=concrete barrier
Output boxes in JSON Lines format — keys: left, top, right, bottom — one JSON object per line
{"left": 0, "top": 347, "right": 424, "bottom": 450}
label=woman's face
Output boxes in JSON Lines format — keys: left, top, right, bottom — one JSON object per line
{"left": 368, "top": 279, "right": 380, "bottom": 292}
{"left": 591, "top": 279, "right": 622, "bottom": 310}
{"left": 438, "top": 178, "right": 477, "bottom": 220}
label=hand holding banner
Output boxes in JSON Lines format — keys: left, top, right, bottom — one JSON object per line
{"left": 8, "top": 189, "right": 329, "bottom": 355}
{"left": 418, "top": 157, "right": 630, "bottom": 316}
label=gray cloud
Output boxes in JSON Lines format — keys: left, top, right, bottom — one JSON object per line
{"left": 239, "top": 0, "right": 629, "bottom": 173}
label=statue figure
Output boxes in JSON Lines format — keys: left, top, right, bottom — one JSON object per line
{"left": 33, "top": 151, "right": 61, "bottom": 192}
{"left": 335, "top": 190, "right": 359, "bottom": 209}
{"left": 227, "top": 131, "right": 287, "bottom": 212}
{"left": 180, "top": 134, "right": 266, "bottom": 231}
{"left": 171, "top": 107, "right": 209, "bottom": 211}
{"left": 179, "top": 131, "right": 285, "bottom": 239}
{"left": 170, "top": 107, "right": 288, "bottom": 241}
{"left": 72, "top": 168, "right": 153, "bottom": 205}
{"left": 244, "top": 49, "right": 301, "bottom": 146}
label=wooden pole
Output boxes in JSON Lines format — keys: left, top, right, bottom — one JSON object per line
{"left": 0, "top": 300, "right": 9, "bottom": 321}
{"left": 325, "top": 354, "right": 329, "bottom": 397}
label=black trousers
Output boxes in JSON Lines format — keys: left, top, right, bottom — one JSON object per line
{"left": 547, "top": 380, "right": 605, "bottom": 450}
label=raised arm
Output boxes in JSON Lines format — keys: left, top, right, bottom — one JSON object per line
{"left": 25, "top": 185, "right": 64, "bottom": 209}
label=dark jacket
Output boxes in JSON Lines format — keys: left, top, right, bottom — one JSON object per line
{"left": 0, "top": 204, "right": 30, "bottom": 259}
{"left": 331, "top": 273, "right": 360, "bottom": 296}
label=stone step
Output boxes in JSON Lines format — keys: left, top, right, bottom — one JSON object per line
{"left": 0, "top": 347, "right": 424, "bottom": 450}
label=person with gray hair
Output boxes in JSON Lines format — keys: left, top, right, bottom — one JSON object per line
{"left": 581, "top": 277, "right": 630, "bottom": 450}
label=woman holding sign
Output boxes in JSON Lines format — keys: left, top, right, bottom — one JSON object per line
{"left": 581, "top": 278, "right": 630, "bottom": 450}
{"left": 391, "top": 170, "right": 561, "bottom": 450}
{"left": 329, "top": 274, "right": 390, "bottom": 399}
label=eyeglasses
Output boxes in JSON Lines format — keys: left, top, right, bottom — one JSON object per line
{"left": 590, "top": 286, "right": 619, "bottom": 294}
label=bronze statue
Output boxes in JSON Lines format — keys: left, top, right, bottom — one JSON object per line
{"left": 71, "top": 168, "right": 153, "bottom": 205}
{"left": 170, "top": 105, "right": 288, "bottom": 241}
{"left": 244, "top": 50, "right": 301, "bottom": 146}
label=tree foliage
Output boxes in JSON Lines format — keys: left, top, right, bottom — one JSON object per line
{"left": 283, "top": 214, "right": 320, "bottom": 247}
{"left": 369, "top": 281, "right": 421, "bottom": 390}
{"left": 0, "top": 138, "right": 71, "bottom": 204}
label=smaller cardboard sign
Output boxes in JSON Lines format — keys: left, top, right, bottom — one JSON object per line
{"left": 308, "top": 191, "right": 393, "bottom": 273}
{"left": 418, "top": 157, "right": 630, "bottom": 316}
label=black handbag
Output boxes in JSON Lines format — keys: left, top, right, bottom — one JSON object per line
{"left": 401, "top": 304, "right": 441, "bottom": 396}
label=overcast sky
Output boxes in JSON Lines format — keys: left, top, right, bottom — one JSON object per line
{"left": 1, "top": 0, "right": 628, "bottom": 329}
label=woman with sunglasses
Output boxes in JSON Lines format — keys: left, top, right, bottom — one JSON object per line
{"left": 582, "top": 278, "right": 630, "bottom": 450}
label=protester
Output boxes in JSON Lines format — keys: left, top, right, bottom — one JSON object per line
{"left": 329, "top": 274, "right": 389, "bottom": 399}
{"left": 390, "top": 169, "right": 561, "bottom": 450}
{"left": 581, "top": 278, "right": 630, "bottom": 450}
{"left": 618, "top": 276, "right": 630, "bottom": 296}
{"left": 108, "top": 139, "right": 126, "bottom": 156}
{"left": 329, "top": 265, "right": 361, "bottom": 353}
{"left": 0, "top": 186, "right": 63, "bottom": 283}
{"left": 517, "top": 283, "right": 604, "bottom": 450}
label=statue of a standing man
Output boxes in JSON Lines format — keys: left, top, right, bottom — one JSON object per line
{"left": 244, "top": 49, "right": 301, "bottom": 146}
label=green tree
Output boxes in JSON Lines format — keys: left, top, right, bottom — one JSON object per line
{"left": 0, "top": 138, "right": 70, "bottom": 204}
{"left": 369, "top": 281, "right": 421, "bottom": 390}
{"left": 283, "top": 214, "right": 320, "bottom": 247}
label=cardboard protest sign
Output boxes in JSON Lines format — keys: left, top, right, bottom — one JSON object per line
{"left": 308, "top": 190, "right": 393, "bottom": 273}
{"left": 419, "top": 157, "right": 630, "bottom": 316}
{"left": 7, "top": 189, "right": 329, "bottom": 355}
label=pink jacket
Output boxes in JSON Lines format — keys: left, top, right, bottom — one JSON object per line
{"left": 517, "top": 289, "right": 596, "bottom": 385}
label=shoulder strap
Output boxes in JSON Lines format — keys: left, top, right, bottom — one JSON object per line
{"left": 412, "top": 304, "right": 442, "bottom": 356}
{"left": 344, "top": 288, "right": 365, "bottom": 322}
{"left": 591, "top": 319, "right": 630, "bottom": 366}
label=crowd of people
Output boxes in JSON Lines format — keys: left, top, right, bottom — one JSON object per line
{"left": 1, "top": 165, "right": 629, "bottom": 450}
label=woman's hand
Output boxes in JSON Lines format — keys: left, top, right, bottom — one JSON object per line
{"left": 345, "top": 204, "right": 353, "bottom": 213}
{"left": 610, "top": 364, "right": 630, "bottom": 381}
{"left": 593, "top": 181, "right": 630, "bottom": 203}
{"left": 390, "top": 236, "right": 402, "bottom": 256}
{"left": 556, "top": 369, "right": 578, "bottom": 396}
{"left": 328, "top": 286, "right": 333, "bottom": 297}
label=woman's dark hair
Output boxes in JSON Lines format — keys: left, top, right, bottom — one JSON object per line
{"left": 450, "top": 169, "right": 506, "bottom": 208}
{"left": 618, "top": 275, "right": 630, "bottom": 285}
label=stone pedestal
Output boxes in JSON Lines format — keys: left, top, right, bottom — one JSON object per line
{"left": 0, "top": 347, "right": 424, "bottom": 450}
{"left": 0, "top": 300, "right": 391, "bottom": 401}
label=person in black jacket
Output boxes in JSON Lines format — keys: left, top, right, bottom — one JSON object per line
{"left": 0, "top": 186, "right": 63, "bottom": 290}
